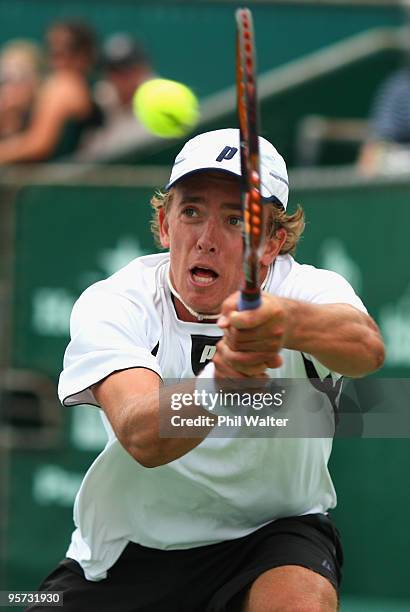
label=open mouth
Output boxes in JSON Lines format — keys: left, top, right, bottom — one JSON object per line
{"left": 190, "top": 266, "right": 219, "bottom": 285}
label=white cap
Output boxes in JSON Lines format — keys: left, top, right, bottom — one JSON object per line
{"left": 165, "top": 128, "right": 289, "bottom": 209}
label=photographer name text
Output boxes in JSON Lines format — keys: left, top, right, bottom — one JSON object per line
{"left": 170, "top": 415, "right": 289, "bottom": 428}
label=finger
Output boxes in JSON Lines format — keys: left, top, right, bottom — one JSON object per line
{"left": 218, "top": 292, "right": 241, "bottom": 328}
{"left": 220, "top": 291, "right": 241, "bottom": 315}
{"left": 228, "top": 295, "right": 285, "bottom": 331}
{"left": 224, "top": 327, "right": 284, "bottom": 352}
{"left": 220, "top": 294, "right": 281, "bottom": 330}
{"left": 213, "top": 362, "right": 269, "bottom": 393}
{"left": 218, "top": 342, "right": 274, "bottom": 368}
{"left": 224, "top": 324, "right": 274, "bottom": 342}
{"left": 213, "top": 352, "right": 266, "bottom": 380}
{"left": 213, "top": 361, "right": 247, "bottom": 380}
{"left": 225, "top": 338, "right": 283, "bottom": 354}
{"left": 217, "top": 337, "right": 267, "bottom": 362}
{"left": 216, "top": 341, "right": 272, "bottom": 376}
{"left": 265, "top": 353, "right": 283, "bottom": 369}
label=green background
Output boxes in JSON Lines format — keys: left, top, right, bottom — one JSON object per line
{"left": 0, "top": 0, "right": 402, "bottom": 96}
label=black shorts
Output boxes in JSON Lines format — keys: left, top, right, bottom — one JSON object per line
{"left": 26, "top": 513, "right": 343, "bottom": 612}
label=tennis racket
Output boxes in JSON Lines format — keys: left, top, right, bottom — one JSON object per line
{"left": 236, "top": 7, "right": 265, "bottom": 312}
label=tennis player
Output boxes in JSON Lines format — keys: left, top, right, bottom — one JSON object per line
{"left": 26, "top": 128, "right": 384, "bottom": 612}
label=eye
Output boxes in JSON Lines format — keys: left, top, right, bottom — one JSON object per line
{"left": 228, "top": 215, "right": 243, "bottom": 227}
{"left": 182, "top": 207, "right": 198, "bottom": 218}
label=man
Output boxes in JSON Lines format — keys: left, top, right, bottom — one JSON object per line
{"left": 358, "top": 2, "right": 410, "bottom": 175}
{"left": 28, "top": 128, "right": 384, "bottom": 612}
{"left": 77, "top": 33, "right": 157, "bottom": 161}
{"left": 358, "top": 65, "right": 410, "bottom": 175}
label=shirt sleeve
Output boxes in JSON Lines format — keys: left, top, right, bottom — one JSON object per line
{"left": 314, "top": 271, "right": 367, "bottom": 312}
{"left": 58, "top": 287, "right": 162, "bottom": 407}
{"left": 286, "top": 265, "right": 368, "bottom": 380}
{"left": 289, "top": 267, "right": 367, "bottom": 313}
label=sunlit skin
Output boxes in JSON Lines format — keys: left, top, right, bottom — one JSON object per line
{"left": 159, "top": 171, "right": 286, "bottom": 324}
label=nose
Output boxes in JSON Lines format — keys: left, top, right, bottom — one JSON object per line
{"left": 196, "top": 218, "right": 219, "bottom": 254}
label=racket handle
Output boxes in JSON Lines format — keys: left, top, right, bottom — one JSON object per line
{"left": 238, "top": 292, "right": 262, "bottom": 311}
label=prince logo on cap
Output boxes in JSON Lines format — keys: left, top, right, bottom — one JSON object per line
{"left": 216, "top": 146, "right": 238, "bottom": 162}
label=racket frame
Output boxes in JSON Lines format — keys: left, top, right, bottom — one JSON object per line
{"left": 236, "top": 8, "right": 265, "bottom": 312}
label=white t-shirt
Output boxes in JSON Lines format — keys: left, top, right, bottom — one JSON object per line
{"left": 58, "top": 252, "right": 366, "bottom": 580}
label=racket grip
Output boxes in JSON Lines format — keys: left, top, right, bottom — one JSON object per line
{"left": 238, "top": 292, "right": 261, "bottom": 311}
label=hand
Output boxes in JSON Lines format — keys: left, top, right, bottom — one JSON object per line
{"left": 213, "top": 291, "right": 288, "bottom": 378}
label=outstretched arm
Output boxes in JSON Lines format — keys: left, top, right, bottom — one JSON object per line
{"left": 93, "top": 369, "right": 209, "bottom": 468}
{"left": 92, "top": 319, "right": 278, "bottom": 469}
{"left": 218, "top": 292, "right": 385, "bottom": 378}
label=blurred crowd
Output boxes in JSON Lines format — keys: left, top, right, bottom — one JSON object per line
{"left": 1, "top": 17, "right": 409, "bottom": 172}
{"left": 0, "top": 20, "right": 154, "bottom": 164}
{"left": 357, "top": 60, "right": 410, "bottom": 176}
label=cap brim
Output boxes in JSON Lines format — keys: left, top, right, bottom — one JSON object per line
{"left": 165, "top": 166, "right": 240, "bottom": 190}
{"left": 165, "top": 167, "right": 285, "bottom": 208}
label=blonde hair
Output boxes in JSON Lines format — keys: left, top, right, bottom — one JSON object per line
{"left": 0, "top": 40, "right": 44, "bottom": 78}
{"left": 150, "top": 189, "right": 305, "bottom": 256}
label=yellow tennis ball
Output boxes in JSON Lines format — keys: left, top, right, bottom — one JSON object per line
{"left": 132, "top": 78, "right": 199, "bottom": 138}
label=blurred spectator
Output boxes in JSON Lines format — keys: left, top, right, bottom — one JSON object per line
{"left": 358, "top": 0, "right": 410, "bottom": 175}
{"left": 0, "top": 20, "right": 102, "bottom": 164}
{"left": 77, "top": 33, "right": 156, "bottom": 160}
{"left": 357, "top": 67, "right": 410, "bottom": 175}
{"left": 0, "top": 40, "right": 43, "bottom": 140}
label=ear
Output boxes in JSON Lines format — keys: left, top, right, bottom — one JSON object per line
{"left": 261, "top": 228, "right": 287, "bottom": 266}
{"left": 158, "top": 207, "right": 170, "bottom": 249}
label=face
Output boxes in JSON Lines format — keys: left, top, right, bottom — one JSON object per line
{"left": 0, "top": 53, "right": 38, "bottom": 110}
{"left": 47, "top": 28, "right": 89, "bottom": 72}
{"left": 159, "top": 172, "right": 285, "bottom": 320}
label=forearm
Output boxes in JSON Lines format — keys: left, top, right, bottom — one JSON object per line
{"left": 283, "top": 299, "right": 385, "bottom": 377}
{"left": 114, "top": 379, "right": 216, "bottom": 468}
{"left": 0, "top": 133, "right": 51, "bottom": 163}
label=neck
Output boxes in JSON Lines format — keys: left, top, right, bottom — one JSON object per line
{"left": 167, "top": 265, "right": 272, "bottom": 324}
{"left": 167, "top": 271, "right": 220, "bottom": 323}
